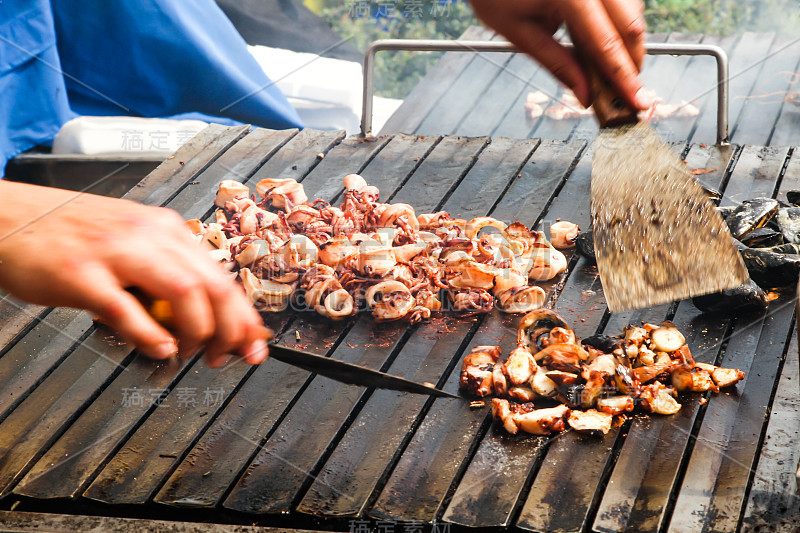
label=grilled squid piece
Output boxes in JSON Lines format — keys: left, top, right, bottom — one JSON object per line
{"left": 418, "top": 211, "right": 451, "bottom": 230}
{"left": 491, "top": 400, "right": 570, "bottom": 435}
{"left": 256, "top": 178, "right": 308, "bottom": 209}
{"left": 531, "top": 366, "right": 558, "bottom": 398}
{"left": 393, "top": 242, "right": 427, "bottom": 263}
{"left": 614, "top": 363, "right": 641, "bottom": 396}
{"left": 447, "top": 261, "right": 497, "bottom": 290}
{"left": 366, "top": 281, "right": 415, "bottom": 321}
{"left": 277, "top": 235, "right": 318, "bottom": 269}
{"left": 203, "top": 223, "right": 228, "bottom": 251}
{"left": 517, "top": 308, "right": 571, "bottom": 352}
{"left": 650, "top": 323, "right": 686, "bottom": 353}
{"left": 568, "top": 409, "right": 613, "bottom": 436}
{"left": 495, "top": 286, "right": 547, "bottom": 314}
{"left": 549, "top": 221, "right": 580, "bottom": 249}
{"left": 239, "top": 268, "right": 293, "bottom": 311}
{"left": 356, "top": 240, "right": 397, "bottom": 276}
{"left": 415, "top": 289, "right": 442, "bottom": 312}
{"left": 581, "top": 371, "right": 607, "bottom": 408}
{"left": 285, "top": 204, "right": 321, "bottom": 227}
{"left": 633, "top": 359, "right": 678, "bottom": 384}
{"left": 343, "top": 173, "right": 368, "bottom": 190}
{"left": 241, "top": 205, "right": 280, "bottom": 235}
{"left": 323, "top": 289, "right": 355, "bottom": 320}
{"left": 318, "top": 236, "right": 358, "bottom": 267}
{"left": 235, "top": 240, "right": 270, "bottom": 269}
{"left": 503, "top": 346, "right": 538, "bottom": 385}
{"left": 214, "top": 180, "right": 250, "bottom": 208}
{"left": 694, "top": 362, "right": 745, "bottom": 388}
{"left": 639, "top": 383, "right": 681, "bottom": 415}
{"left": 533, "top": 343, "right": 589, "bottom": 365}
{"left": 377, "top": 203, "right": 419, "bottom": 232}
{"left": 450, "top": 289, "right": 494, "bottom": 316}
{"left": 185, "top": 218, "right": 206, "bottom": 237}
{"left": 460, "top": 346, "right": 501, "bottom": 397}
{"left": 507, "top": 385, "right": 537, "bottom": 402}
{"left": 548, "top": 327, "right": 575, "bottom": 346}
{"left": 597, "top": 395, "right": 635, "bottom": 416}
{"left": 465, "top": 217, "right": 508, "bottom": 240}
{"left": 526, "top": 247, "right": 568, "bottom": 281}
{"left": 671, "top": 366, "right": 717, "bottom": 392}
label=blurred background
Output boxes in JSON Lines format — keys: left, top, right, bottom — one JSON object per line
{"left": 304, "top": 0, "right": 800, "bottom": 100}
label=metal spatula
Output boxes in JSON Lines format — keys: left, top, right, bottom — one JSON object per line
{"left": 587, "top": 68, "right": 748, "bottom": 312}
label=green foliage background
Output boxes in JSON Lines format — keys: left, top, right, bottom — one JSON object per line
{"left": 314, "top": 0, "right": 800, "bottom": 98}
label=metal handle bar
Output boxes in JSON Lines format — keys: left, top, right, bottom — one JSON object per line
{"left": 362, "top": 39, "right": 729, "bottom": 144}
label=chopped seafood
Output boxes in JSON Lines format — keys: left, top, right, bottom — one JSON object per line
{"left": 464, "top": 309, "right": 745, "bottom": 437}
{"left": 192, "top": 175, "right": 579, "bottom": 322}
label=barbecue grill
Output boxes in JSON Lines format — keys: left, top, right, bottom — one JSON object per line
{"left": 1, "top": 30, "right": 799, "bottom": 533}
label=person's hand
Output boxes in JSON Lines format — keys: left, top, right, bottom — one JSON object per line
{"left": 0, "top": 180, "right": 269, "bottom": 367}
{"left": 468, "top": 0, "right": 652, "bottom": 110}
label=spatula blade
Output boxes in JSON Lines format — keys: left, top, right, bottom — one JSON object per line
{"left": 591, "top": 122, "right": 748, "bottom": 312}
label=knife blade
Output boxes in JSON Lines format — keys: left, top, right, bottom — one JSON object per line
{"left": 585, "top": 64, "right": 748, "bottom": 312}
{"left": 268, "top": 343, "right": 459, "bottom": 398}
{"left": 130, "top": 291, "right": 459, "bottom": 398}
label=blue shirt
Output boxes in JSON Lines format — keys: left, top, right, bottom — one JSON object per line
{"left": 0, "top": 0, "right": 304, "bottom": 174}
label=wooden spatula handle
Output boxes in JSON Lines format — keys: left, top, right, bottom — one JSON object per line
{"left": 583, "top": 60, "right": 639, "bottom": 127}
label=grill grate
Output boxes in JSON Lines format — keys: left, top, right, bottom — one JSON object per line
{"left": 0, "top": 123, "right": 798, "bottom": 532}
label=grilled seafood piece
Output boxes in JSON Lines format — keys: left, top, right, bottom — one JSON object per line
{"left": 725, "top": 197, "right": 778, "bottom": 240}
{"left": 503, "top": 346, "right": 538, "bottom": 385}
{"left": 737, "top": 244, "right": 800, "bottom": 288}
{"left": 582, "top": 334, "right": 620, "bottom": 353}
{"left": 460, "top": 346, "right": 501, "bottom": 397}
{"left": 568, "top": 409, "right": 613, "bottom": 436}
{"left": 692, "top": 279, "right": 769, "bottom": 314}
{"left": 491, "top": 399, "right": 569, "bottom": 435}
{"left": 775, "top": 206, "right": 800, "bottom": 244}
{"left": 575, "top": 230, "right": 596, "bottom": 263}
{"left": 366, "top": 281, "right": 415, "bottom": 321}
{"left": 638, "top": 383, "right": 681, "bottom": 415}
{"left": 531, "top": 366, "right": 558, "bottom": 398}
{"left": 649, "top": 323, "right": 685, "bottom": 353}
{"left": 517, "top": 309, "right": 571, "bottom": 352}
{"left": 239, "top": 268, "right": 293, "bottom": 311}
{"left": 597, "top": 395, "right": 634, "bottom": 415}
{"left": 449, "top": 289, "right": 495, "bottom": 316}
{"left": 256, "top": 178, "right": 308, "bottom": 209}
{"left": 741, "top": 227, "right": 783, "bottom": 248}
{"left": 214, "top": 180, "right": 250, "bottom": 208}
{"left": 694, "top": 362, "right": 745, "bottom": 388}
{"left": 494, "top": 286, "right": 546, "bottom": 314}
{"left": 550, "top": 221, "right": 580, "bottom": 249}
{"left": 671, "top": 366, "right": 716, "bottom": 392}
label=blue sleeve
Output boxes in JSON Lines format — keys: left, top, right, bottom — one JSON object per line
{"left": 50, "top": 0, "right": 304, "bottom": 129}
{"left": 0, "top": 1, "right": 74, "bottom": 175}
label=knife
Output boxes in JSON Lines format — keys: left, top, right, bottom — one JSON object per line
{"left": 585, "top": 63, "right": 748, "bottom": 312}
{"left": 268, "top": 343, "right": 459, "bottom": 398}
{"left": 134, "top": 292, "right": 459, "bottom": 398}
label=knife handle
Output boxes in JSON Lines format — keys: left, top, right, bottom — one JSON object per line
{"left": 581, "top": 56, "right": 639, "bottom": 128}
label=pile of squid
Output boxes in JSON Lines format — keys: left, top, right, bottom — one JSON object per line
{"left": 185, "top": 174, "right": 580, "bottom": 322}
{"left": 460, "top": 309, "right": 745, "bottom": 437}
